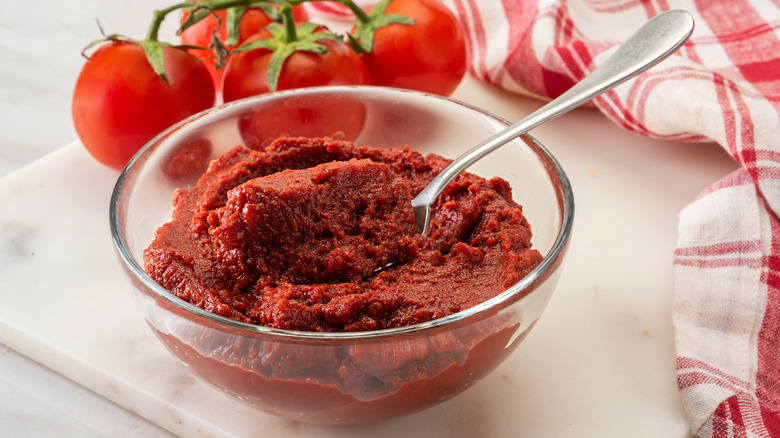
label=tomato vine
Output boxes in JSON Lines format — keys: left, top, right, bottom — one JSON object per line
{"left": 82, "top": 0, "right": 418, "bottom": 92}
{"left": 74, "top": 0, "right": 467, "bottom": 169}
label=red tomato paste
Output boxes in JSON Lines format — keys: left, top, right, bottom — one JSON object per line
{"left": 144, "top": 137, "right": 542, "bottom": 332}
{"left": 208, "top": 158, "right": 419, "bottom": 285}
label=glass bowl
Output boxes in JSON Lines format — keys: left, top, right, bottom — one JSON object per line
{"left": 110, "top": 86, "right": 573, "bottom": 425}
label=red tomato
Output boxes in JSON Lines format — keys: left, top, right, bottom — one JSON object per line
{"left": 238, "top": 94, "right": 368, "bottom": 149}
{"left": 180, "top": 2, "right": 310, "bottom": 91}
{"left": 72, "top": 41, "right": 215, "bottom": 170}
{"left": 355, "top": 0, "right": 467, "bottom": 96}
{"left": 222, "top": 29, "right": 371, "bottom": 102}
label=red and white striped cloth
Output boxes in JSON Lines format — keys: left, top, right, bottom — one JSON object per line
{"left": 311, "top": 0, "right": 780, "bottom": 436}
{"left": 442, "top": 1, "right": 780, "bottom": 437}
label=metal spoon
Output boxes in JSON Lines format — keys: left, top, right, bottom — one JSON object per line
{"left": 411, "top": 9, "right": 695, "bottom": 236}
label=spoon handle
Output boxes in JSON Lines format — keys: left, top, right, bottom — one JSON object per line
{"left": 411, "top": 9, "right": 695, "bottom": 235}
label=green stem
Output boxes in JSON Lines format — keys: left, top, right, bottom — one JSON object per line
{"left": 146, "top": 2, "right": 190, "bottom": 41}
{"left": 280, "top": 4, "right": 298, "bottom": 43}
{"left": 145, "top": 0, "right": 273, "bottom": 42}
{"left": 339, "top": 0, "right": 372, "bottom": 23}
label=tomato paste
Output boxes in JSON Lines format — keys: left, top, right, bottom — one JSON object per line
{"left": 208, "top": 158, "right": 419, "bottom": 285}
{"left": 144, "top": 137, "right": 542, "bottom": 332}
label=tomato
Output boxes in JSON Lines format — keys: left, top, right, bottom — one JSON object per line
{"left": 222, "top": 27, "right": 371, "bottom": 102}
{"left": 72, "top": 41, "right": 215, "bottom": 170}
{"left": 353, "top": 0, "right": 467, "bottom": 96}
{"left": 238, "top": 93, "right": 368, "bottom": 149}
{"left": 180, "top": 2, "right": 310, "bottom": 91}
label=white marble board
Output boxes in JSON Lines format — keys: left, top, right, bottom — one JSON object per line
{"left": 0, "top": 77, "right": 739, "bottom": 437}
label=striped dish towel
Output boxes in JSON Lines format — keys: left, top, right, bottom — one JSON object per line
{"left": 441, "top": 1, "right": 780, "bottom": 437}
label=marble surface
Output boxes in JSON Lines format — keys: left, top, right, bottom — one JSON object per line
{"left": 0, "top": 1, "right": 741, "bottom": 437}
{"left": 1, "top": 1, "right": 179, "bottom": 436}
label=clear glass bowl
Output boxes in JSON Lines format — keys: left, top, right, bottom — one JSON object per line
{"left": 110, "top": 86, "right": 574, "bottom": 424}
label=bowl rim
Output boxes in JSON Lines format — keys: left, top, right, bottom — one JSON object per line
{"left": 109, "top": 85, "right": 574, "bottom": 340}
